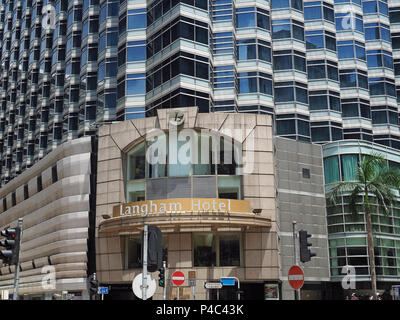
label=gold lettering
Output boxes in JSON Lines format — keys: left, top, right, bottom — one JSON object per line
{"left": 114, "top": 198, "right": 250, "bottom": 218}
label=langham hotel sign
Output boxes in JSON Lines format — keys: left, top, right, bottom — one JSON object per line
{"left": 113, "top": 198, "right": 251, "bottom": 218}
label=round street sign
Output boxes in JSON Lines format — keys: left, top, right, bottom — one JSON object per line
{"left": 132, "top": 273, "right": 156, "bottom": 299}
{"left": 171, "top": 271, "right": 185, "bottom": 286}
{"left": 288, "top": 265, "right": 304, "bottom": 290}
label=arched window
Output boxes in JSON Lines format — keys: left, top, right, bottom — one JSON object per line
{"left": 125, "top": 131, "right": 243, "bottom": 201}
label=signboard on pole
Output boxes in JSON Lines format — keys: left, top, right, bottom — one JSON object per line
{"left": 132, "top": 273, "right": 156, "bottom": 299}
{"left": 204, "top": 282, "right": 223, "bottom": 289}
{"left": 220, "top": 277, "right": 236, "bottom": 286}
{"left": 288, "top": 265, "right": 304, "bottom": 290}
{"left": 171, "top": 271, "right": 185, "bottom": 286}
{"left": 188, "top": 271, "right": 196, "bottom": 287}
{"left": 98, "top": 286, "right": 109, "bottom": 295}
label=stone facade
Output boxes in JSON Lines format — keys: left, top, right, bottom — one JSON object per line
{"left": 275, "top": 137, "right": 330, "bottom": 300}
{"left": 95, "top": 107, "right": 280, "bottom": 299}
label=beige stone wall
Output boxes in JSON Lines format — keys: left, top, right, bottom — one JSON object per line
{"left": 0, "top": 137, "right": 93, "bottom": 295}
{"left": 95, "top": 107, "right": 280, "bottom": 299}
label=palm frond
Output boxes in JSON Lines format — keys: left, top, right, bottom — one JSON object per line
{"left": 348, "top": 184, "right": 363, "bottom": 216}
{"left": 369, "top": 182, "right": 397, "bottom": 216}
{"left": 374, "top": 167, "right": 400, "bottom": 190}
{"left": 359, "top": 152, "right": 387, "bottom": 182}
{"left": 326, "top": 181, "right": 363, "bottom": 206}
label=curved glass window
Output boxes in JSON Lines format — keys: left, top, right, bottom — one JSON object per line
{"left": 341, "top": 154, "right": 358, "bottom": 181}
{"left": 127, "top": 143, "right": 146, "bottom": 180}
{"left": 324, "top": 155, "right": 340, "bottom": 184}
{"left": 236, "top": 7, "right": 270, "bottom": 31}
{"left": 125, "top": 131, "right": 243, "bottom": 201}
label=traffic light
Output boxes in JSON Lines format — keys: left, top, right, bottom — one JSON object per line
{"left": 158, "top": 267, "right": 165, "bottom": 287}
{"left": 88, "top": 273, "right": 99, "bottom": 296}
{"left": 299, "top": 230, "right": 316, "bottom": 263}
{"left": 0, "top": 227, "right": 20, "bottom": 265}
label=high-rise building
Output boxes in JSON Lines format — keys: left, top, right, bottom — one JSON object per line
{"left": 2, "top": 0, "right": 400, "bottom": 183}
{"left": 0, "top": 0, "right": 400, "bottom": 299}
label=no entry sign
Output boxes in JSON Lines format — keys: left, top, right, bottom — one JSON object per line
{"left": 288, "top": 265, "right": 304, "bottom": 290}
{"left": 171, "top": 271, "right": 185, "bottom": 286}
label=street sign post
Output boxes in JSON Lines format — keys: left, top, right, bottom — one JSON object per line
{"left": 98, "top": 286, "right": 109, "bottom": 300}
{"left": 220, "top": 277, "right": 235, "bottom": 286}
{"left": 288, "top": 265, "right": 305, "bottom": 291}
{"left": 171, "top": 271, "right": 185, "bottom": 300}
{"left": 204, "top": 282, "right": 223, "bottom": 289}
{"left": 98, "top": 286, "right": 109, "bottom": 294}
{"left": 204, "top": 282, "right": 223, "bottom": 300}
{"left": 132, "top": 273, "right": 156, "bottom": 300}
{"left": 188, "top": 271, "right": 196, "bottom": 300}
{"left": 171, "top": 271, "right": 185, "bottom": 286}
{"left": 220, "top": 277, "right": 241, "bottom": 300}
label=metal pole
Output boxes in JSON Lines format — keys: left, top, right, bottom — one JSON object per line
{"left": 91, "top": 272, "right": 97, "bottom": 300}
{"left": 293, "top": 221, "right": 300, "bottom": 300}
{"left": 177, "top": 287, "right": 180, "bottom": 300}
{"left": 13, "top": 218, "right": 23, "bottom": 300}
{"left": 163, "top": 260, "right": 166, "bottom": 300}
{"left": 142, "top": 222, "right": 148, "bottom": 300}
{"left": 236, "top": 278, "right": 240, "bottom": 300}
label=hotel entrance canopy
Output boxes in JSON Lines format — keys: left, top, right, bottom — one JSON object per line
{"left": 98, "top": 198, "right": 271, "bottom": 234}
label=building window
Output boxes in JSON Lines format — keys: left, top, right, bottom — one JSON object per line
{"left": 12, "top": 192, "right": 16, "bottom": 207}
{"left": 218, "top": 176, "right": 241, "bottom": 199}
{"left": 193, "top": 233, "right": 216, "bottom": 266}
{"left": 323, "top": 155, "right": 340, "bottom": 184}
{"left": 126, "top": 132, "right": 241, "bottom": 180}
{"left": 304, "top": 2, "right": 334, "bottom": 22}
{"left": 126, "top": 41, "right": 146, "bottom": 62}
{"left": 24, "top": 184, "right": 29, "bottom": 200}
{"left": 125, "top": 236, "right": 142, "bottom": 269}
{"left": 127, "top": 181, "right": 145, "bottom": 202}
{"left": 335, "top": 12, "right": 363, "bottom": 33}
{"left": 126, "top": 73, "right": 146, "bottom": 95}
{"left": 127, "top": 9, "right": 146, "bottom": 30}
{"left": 302, "top": 168, "right": 310, "bottom": 179}
{"left": 127, "top": 143, "right": 146, "bottom": 180}
{"left": 193, "top": 233, "right": 242, "bottom": 267}
{"left": 37, "top": 175, "right": 43, "bottom": 192}
{"left": 124, "top": 235, "right": 168, "bottom": 269}
{"left": 236, "top": 7, "right": 270, "bottom": 30}
{"left": 125, "top": 131, "right": 243, "bottom": 201}
{"left": 272, "top": 19, "right": 304, "bottom": 41}
{"left": 341, "top": 154, "right": 359, "bottom": 181}
{"left": 52, "top": 165, "right": 58, "bottom": 183}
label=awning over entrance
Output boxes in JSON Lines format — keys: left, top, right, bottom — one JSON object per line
{"left": 98, "top": 198, "right": 271, "bottom": 234}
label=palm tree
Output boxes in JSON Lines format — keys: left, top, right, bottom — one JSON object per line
{"left": 326, "top": 153, "right": 400, "bottom": 300}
